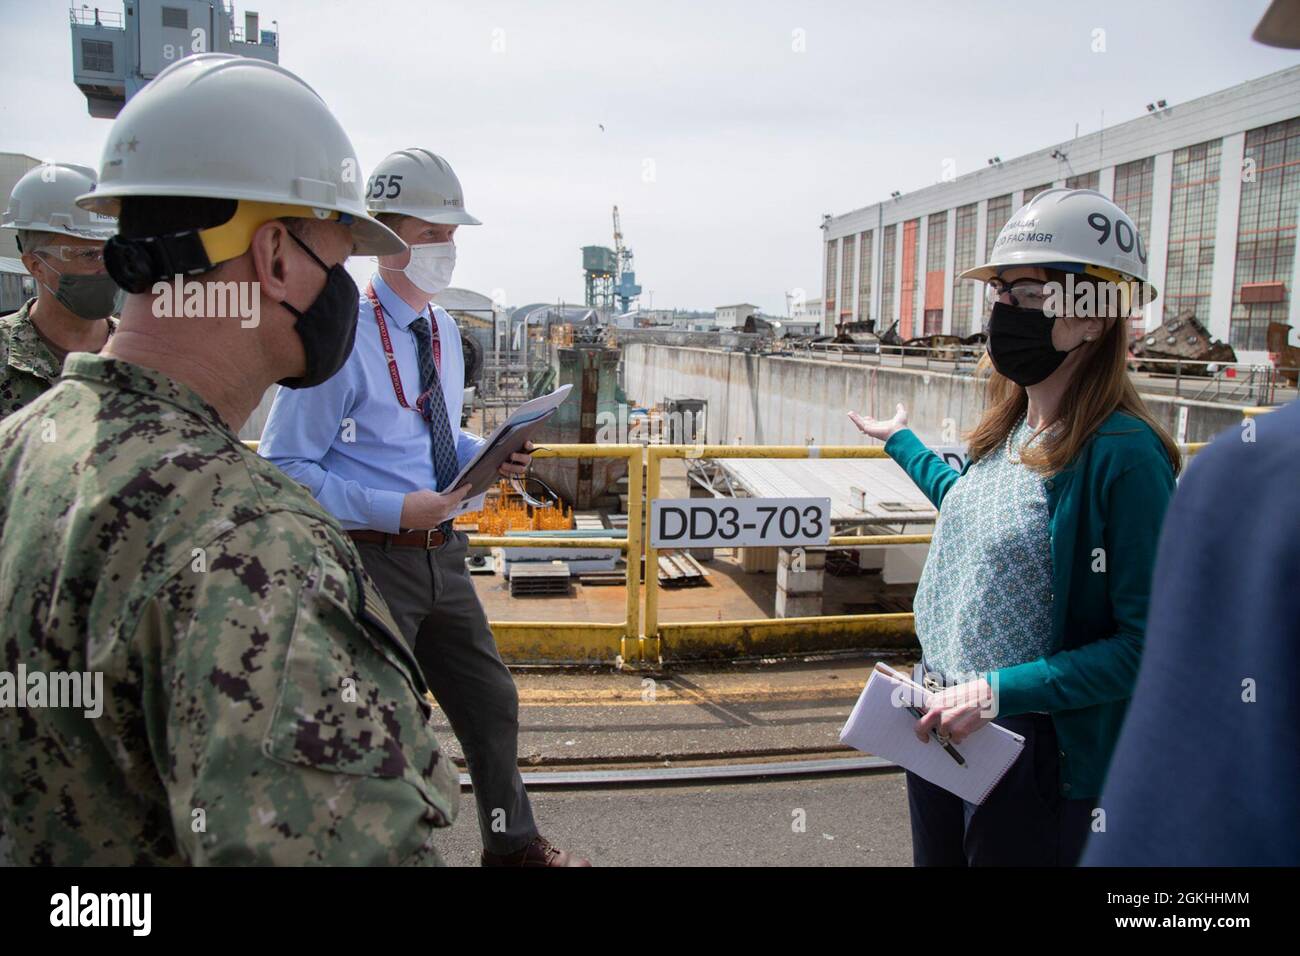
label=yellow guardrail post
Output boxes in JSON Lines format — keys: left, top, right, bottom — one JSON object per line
{"left": 643, "top": 445, "right": 664, "bottom": 657}
{"left": 623, "top": 444, "right": 646, "bottom": 662}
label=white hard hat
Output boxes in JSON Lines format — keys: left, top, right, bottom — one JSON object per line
{"left": 76, "top": 54, "right": 403, "bottom": 256}
{"left": 961, "top": 188, "right": 1157, "bottom": 303}
{"left": 2, "top": 163, "right": 117, "bottom": 244}
{"left": 366, "top": 148, "right": 481, "bottom": 225}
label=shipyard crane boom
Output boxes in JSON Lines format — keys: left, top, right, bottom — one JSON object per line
{"left": 612, "top": 205, "right": 625, "bottom": 266}
{"left": 610, "top": 204, "right": 641, "bottom": 313}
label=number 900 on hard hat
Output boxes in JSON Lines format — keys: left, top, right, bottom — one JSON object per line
{"left": 960, "top": 188, "right": 1158, "bottom": 305}
{"left": 74, "top": 53, "right": 404, "bottom": 258}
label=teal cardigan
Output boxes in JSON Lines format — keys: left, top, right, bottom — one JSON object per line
{"left": 884, "top": 410, "right": 1176, "bottom": 800}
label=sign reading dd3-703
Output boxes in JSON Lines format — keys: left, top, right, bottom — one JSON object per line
{"left": 650, "top": 498, "right": 832, "bottom": 549}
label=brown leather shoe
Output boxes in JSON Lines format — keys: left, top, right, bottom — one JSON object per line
{"left": 481, "top": 835, "right": 591, "bottom": 867}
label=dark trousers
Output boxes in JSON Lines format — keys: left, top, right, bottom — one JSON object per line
{"left": 905, "top": 713, "right": 1093, "bottom": 866}
{"left": 356, "top": 530, "right": 538, "bottom": 856}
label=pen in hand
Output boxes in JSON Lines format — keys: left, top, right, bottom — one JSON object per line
{"left": 903, "top": 703, "right": 967, "bottom": 767}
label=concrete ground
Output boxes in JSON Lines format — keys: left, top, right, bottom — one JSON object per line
{"left": 438, "top": 772, "right": 913, "bottom": 867}
{"left": 473, "top": 548, "right": 915, "bottom": 626}
{"left": 433, "top": 654, "right": 915, "bottom": 763}
{"left": 429, "top": 655, "right": 918, "bottom": 865}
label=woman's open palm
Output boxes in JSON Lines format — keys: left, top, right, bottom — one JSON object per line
{"left": 849, "top": 403, "right": 908, "bottom": 442}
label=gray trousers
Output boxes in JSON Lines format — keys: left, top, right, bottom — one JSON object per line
{"left": 356, "top": 530, "right": 537, "bottom": 855}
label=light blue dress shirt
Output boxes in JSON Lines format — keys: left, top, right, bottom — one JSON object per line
{"left": 260, "top": 272, "right": 486, "bottom": 533}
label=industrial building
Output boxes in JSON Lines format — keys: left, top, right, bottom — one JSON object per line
{"left": 714, "top": 303, "right": 759, "bottom": 329}
{"left": 821, "top": 65, "right": 1300, "bottom": 361}
{"left": 70, "top": 0, "right": 279, "bottom": 118}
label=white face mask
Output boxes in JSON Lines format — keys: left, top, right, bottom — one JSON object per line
{"left": 397, "top": 240, "right": 456, "bottom": 295}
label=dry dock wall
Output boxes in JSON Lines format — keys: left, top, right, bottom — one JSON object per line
{"left": 623, "top": 344, "right": 1247, "bottom": 447}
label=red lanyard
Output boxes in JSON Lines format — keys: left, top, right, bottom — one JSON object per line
{"left": 365, "top": 281, "right": 441, "bottom": 410}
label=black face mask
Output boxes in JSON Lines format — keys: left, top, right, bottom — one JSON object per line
{"left": 37, "top": 260, "right": 123, "bottom": 320}
{"left": 986, "top": 301, "right": 1086, "bottom": 387}
{"left": 277, "top": 231, "right": 360, "bottom": 390}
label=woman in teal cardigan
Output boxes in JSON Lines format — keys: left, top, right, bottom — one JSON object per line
{"left": 850, "top": 189, "right": 1180, "bottom": 866}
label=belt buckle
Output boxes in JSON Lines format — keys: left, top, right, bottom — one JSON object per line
{"left": 424, "top": 528, "right": 441, "bottom": 549}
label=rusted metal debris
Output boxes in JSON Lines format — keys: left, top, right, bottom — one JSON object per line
{"left": 1129, "top": 310, "right": 1236, "bottom": 375}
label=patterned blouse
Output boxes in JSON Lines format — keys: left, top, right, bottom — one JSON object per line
{"left": 912, "top": 416, "right": 1056, "bottom": 682}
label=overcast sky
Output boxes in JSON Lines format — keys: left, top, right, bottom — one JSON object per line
{"left": 5, "top": 0, "right": 1299, "bottom": 313}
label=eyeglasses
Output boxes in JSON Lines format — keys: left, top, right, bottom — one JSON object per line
{"left": 510, "top": 473, "right": 560, "bottom": 509}
{"left": 985, "top": 277, "right": 1050, "bottom": 310}
{"left": 35, "top": 245, "right": 106, "bottom": 266}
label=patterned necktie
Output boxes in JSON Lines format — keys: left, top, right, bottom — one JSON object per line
{"left": 409, "top": 312, "right": 460, "bottom": 494}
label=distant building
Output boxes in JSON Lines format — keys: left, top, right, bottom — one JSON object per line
{"left": 685, "top": 313, "right": 715, "bottom": 331}
{"left": 778, "top": 317, "right": 822, "bottom": 337}
{"left": 637, "top": 308, "right": 678, "bottom": 327}
{"left": 433, "top": 286, "right": 500, "bottom": 372}
{"left": 791, "top": 296, "right": 825, "bottom": 335}
{"left": 1, "top": 257, "right": 36, "bottom": 316}
{"left": 822, "top": 65, "right": 1300, "bottom": 361}
{"left": 714, "top": 303, "right": 759, "bottom": 330}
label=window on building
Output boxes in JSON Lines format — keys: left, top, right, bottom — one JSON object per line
{"left": 81, "top": 38, "right": 114, "bottom": 73}
{"left": 1112, "top": 156, "right": 1156, "bottom": 337}
{"left": 840, "top": 235, "right": 856, "bottom": 323}
{"left": 879, "top": 224, "right": 897, "bottom": 331}
{"left": 900, "top": 219, "right": 920, "bottom": 339}
{"left": 1022, "top": 183, "right": 1052, "bottom": 203}
{"left": 923, "top": 212, "right": 948, "bottom": 334}
{"left": 983, "top": 194, "right": 1013, "bottom": 319}
{"left": 950, "top": 202, "right": 978, "bottom": 337}
{"left": 1065, "top": 171, "right": 1099, "bottom": 191}
{"left": 857, "top": 229, "right": 874, "bottom": 325}
{"left": 824, "top": 240, "right": 837, "bottom": 322}
{"left": 1231, "top": 117, "right": 1300, "bottom": 351}
{"left": 1164, "top": 138, "right": 1222, "bottom": 326}
{"left": 1113, "top": 157, "right": 1155, "bottom": 241}
{"left": 161, "top": 6, "right": 188, "bottom": 28}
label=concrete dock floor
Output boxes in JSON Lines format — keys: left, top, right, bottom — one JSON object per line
{"left": 430, "top": 655, "right": 918, "bottom": 865}
{"left": 430, "top": 654, "right": 916, "bottom": 765}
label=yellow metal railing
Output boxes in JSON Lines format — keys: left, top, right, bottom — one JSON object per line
{"left": 241, "top": 426, "right": 1246, "bottom": 662}
{"left": 645, "top": 444, "right": 923, "bottom": 659}
{"left": 642, "top": 440, "right": 1214, "bottom": 661}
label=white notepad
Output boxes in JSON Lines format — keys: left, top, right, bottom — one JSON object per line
{"left": 839, "top": 662, "right": 1025, "bottom": 805}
